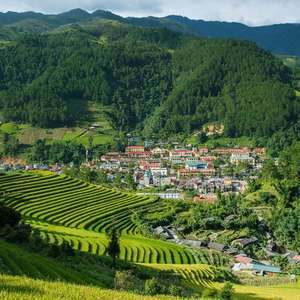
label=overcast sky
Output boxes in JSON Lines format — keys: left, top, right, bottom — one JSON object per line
{"left": 0, "top": 0, "right": 299, "bottom": 26}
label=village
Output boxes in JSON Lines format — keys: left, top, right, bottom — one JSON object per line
{"left": 0, "top": 142, "right": 266, "bottom": 203}
{"left": 97, "top": 143, "right": 265, "bottom": 203}
{"left": 2, "top": 142, "right": 300, "bottom": 278}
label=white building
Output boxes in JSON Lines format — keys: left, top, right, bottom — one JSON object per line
{"left": 230, "top": 153, "right": 255, "bottom": 165}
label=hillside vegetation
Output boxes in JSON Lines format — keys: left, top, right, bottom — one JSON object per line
{"left": 0, "top": 21, "right": 298, "bottom": 140}
{"left": 0, "top": 274, "right": 180, "bottom": 300}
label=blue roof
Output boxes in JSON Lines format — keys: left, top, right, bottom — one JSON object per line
{"left": 250, "top": 263, "right": 281, "bottom": 273}
{"left": 186, "top": 161, "right": 207, "bottom": 169}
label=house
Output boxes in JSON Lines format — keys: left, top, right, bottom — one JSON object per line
{"left": 151, "top": 147, "right": 168, "bottom": 156}
{"left": 126, "top": 146, "right": 145, "bottom": 153}
{"left": 99, "top": 162, "right": 120, "bottom": 170}
{"left": 153, "top": 226, "right": 177, "bottom": 240}
{"left": 230, "top": 153, "right": 255, "bottom": 165}
{"left": 284, "top": 252, "right": 300, "bottom": 264}
{"left": 198, "top": 147, "right": 209, "bottom": 155}
{"left": 170, "top": 149, "right": 194, "bottom": 158}
{"left": 253, "top": 148, "right": 266, "bottom": 156}
{"left": 176, "top": 239, "right": 207, "bottom": 248}
{"left": 234, "top": 254, "right": 253, "bottom": 264}
{"left": 178, "top": 168, "right": 215, "bottom": 178}
{"left": 143, "top": 170, "right": 152, "bottom": 187}
{"left": 232, "top": 262, "right": 281, "bottom": 274}
{"left": 208, "top": 242, "right": 228, "bottom": 252}
{"left": 150, "top": 167, "right": 168, "bottom": 177}
{"left": 157, "top": 192, "right": 182, "bottom": 199}
{"left": 152, "top": 176, "right": 172, "bottom": 187}
{"left": 139, "top": 161, "right": 162, "bottom": 170}
{"left": 185, "top": 161, "right": 208, "bottom": 171}
{"left": 127, "top": 151, "right": 151, "bottom": 159}
{"left": 232, "top": 237, "right": 258, "bottom": 248}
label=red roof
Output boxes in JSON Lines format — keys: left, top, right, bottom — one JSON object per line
{"left": 235, "top": 255, "right": 252, "bottom": 264}
{"left": 128, "top": 151, "right": 150, "bottom": 155}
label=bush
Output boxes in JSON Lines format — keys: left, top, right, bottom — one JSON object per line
{"left": 144, "top": 278, "right": 161, "bottom": 295}
{"left": 202, "top": 288, "right": 218, "bottom": 298}
{"left": 219, "top": 282, "right": 234, "bottom": 300}
{"left": 114, "top": 271, "right": 135, "bottom": 290}
{"left": 30, "top": 230, "right": 45, "bottom": 251}
{"left": 61, "top": 241, "right": 75, "bottom": 257}
{"left": 0, "top": 205, "right": 21, "bottom": 227}
{"left": 47, "top": 244, "right": 62, "bottom": 258}
{"left": 5, "top": 223, "right": 32, "bottom": 243}
{"left": 168, "top": 284, "right": 183, "bottom": 296}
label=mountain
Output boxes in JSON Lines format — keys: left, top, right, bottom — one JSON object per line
{"left": 0, "top": 9, "right": 300, "bottom": 55}
{"left": 0, "top": 21, "right": 297, "bottom": 139}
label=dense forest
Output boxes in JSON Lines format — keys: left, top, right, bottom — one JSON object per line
{"left": 0, "top": 20, "right": 299, "bottom": 140}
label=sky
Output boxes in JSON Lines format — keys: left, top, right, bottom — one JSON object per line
{"left": 0, "top": 0, "right": 299, "bottom": 26}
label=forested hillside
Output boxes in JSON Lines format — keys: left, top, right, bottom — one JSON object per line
{"left": 0, "top": 20, "right": 298, "bottom": 138}
{"left": 1, "top": 9, "right": 300, "bottom": 55}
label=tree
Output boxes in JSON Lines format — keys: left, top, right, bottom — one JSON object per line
{"left": 3, "top": 134, "right": 19, "bottom": 156}
{"left": 107, "top": 228, "right": 120, "bottom": 266}
{"left": 0, "top": 205, "right": 21, "bottom": 227}
{"left": 125, "top": 173, "right": 136, "bottom": 190}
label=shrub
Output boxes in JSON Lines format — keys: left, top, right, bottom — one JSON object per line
{"left": 47, "top": 244, "right": 62, "bottom": 258}
{"left": 144, "top": 278, "right": 161, "bottom": 295}
{"left": 30, "top": 230, "right": 45, "bottom": 251}
{"left": 0, "top": 205, "right": 21, "bottom": 227}
{"left": 168, "top": 284, "right": 183, "bottom": 296}
{"left": 5, "top": 223, "right": 32, "bottom": 243}
{"left": 61, "top": 241, "right": 75, "bottom": 257}
{"left": 219, "top": 282, "right": 234, "bottom": 300}
{"left": 114, "top": 271, "right": 135, "bottom": 290}
{"left": 202, "top": 288, "right": 218, "bottom": 298}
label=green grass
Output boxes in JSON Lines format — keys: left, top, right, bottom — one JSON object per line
{"left": 1, "top": 270, "right": 299, "bottom": 300}
{"left": 296, "top": 90, "right": 300, "bottom": 97}
{"left": 234, "top": 282, "right": 300, "bottom": 300}
{"left": 0, "top": 122, "right": 19, "bottom": 135}
{"left": 0, "top": 239, "right": 100, "bottom": 285}
{"left": 0, "top": 274, "right": 179, "bottom": 300}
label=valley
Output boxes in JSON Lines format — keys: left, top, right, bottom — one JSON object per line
{"left": 0, "top": 6, "right": 300, "bottom": 300}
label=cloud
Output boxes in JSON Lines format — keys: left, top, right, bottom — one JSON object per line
{"left": 0, "top": 0, "right": 299, "bottom": 25}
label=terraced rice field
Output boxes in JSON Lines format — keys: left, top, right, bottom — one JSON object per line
{"left": 0, "top": 172, "right": 224, "bottom": 267}
{"left": 0, "top": 173, "right": 159, "bottom": 235}
{"left": 0, "top": 240, "right": 98, "bottom": 285}
{"left": 29, "top": 220, "right": 221, "bottom": 265}
{"left": 142, "top": 264, "right": 219, "bottom": 288}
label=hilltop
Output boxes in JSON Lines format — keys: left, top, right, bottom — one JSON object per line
{"left": 1, "top": 9, "right": 300, "bottom": 55}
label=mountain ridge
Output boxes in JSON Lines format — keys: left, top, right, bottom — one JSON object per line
{"left": 0, "top": 9, "right": 300, "bottom": 55}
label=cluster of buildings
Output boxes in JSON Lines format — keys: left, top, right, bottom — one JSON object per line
{"left": 99, "top": 144, "right": 265, "bottom": 202}
{"left": 0, "top": 158, "right": 63, "bottom": 173}
{"left": 1, "top": 143, "right": 266, "bottom": 203}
